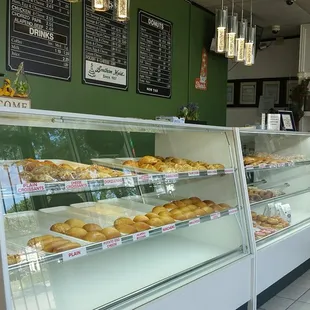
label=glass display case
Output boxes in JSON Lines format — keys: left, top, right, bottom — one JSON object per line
{"left": 238, "top": 128, "right": 310, "bottom": 294}
{"left": 0, "top": 108, "right": 252, "bottom": 310}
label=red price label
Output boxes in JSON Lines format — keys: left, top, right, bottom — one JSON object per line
{"left": 188, "top": 170, "right": 199, "bottom": 177}
{"left": 245, "top": 165, "right": 253, "bottom": 170}
{"left": 189, "top": 218, "right": 200, "bottom": 226}
{"left": 102, "top": 238, "right": 122, "bottom": 249}
{"left": 133, "top": 231, "right": 149, "bottom": 241}
{"left": 229, "top": 208, "right": 238, "bottom": 215}
{"left": 137, "top": 175, "right": 149, "bottom": 183}
{"left": 62, "top": 247, "right": 86, "bottom": 262}
{"left": 224, "top": 168, "right": 234, "bottom": 174}
{"left": 165, "top": 173, "right": 178, "bottom": 180}
{"left": 210, "top": 212, "right": 221, "bottom": 220}
{"left": 65, "top": 180, "right": 88, "bottom": 191}
{"left": 103, "top": 178, "right": 123, "bottom": 187}
{"left": 16, "top": 182, "right": 46, "bottom": 194}
{"left": 162, "top": 224, "right": 176, "bottom": 233}
{"left": 207, "top": 170, "right": 217, "bottom": 176}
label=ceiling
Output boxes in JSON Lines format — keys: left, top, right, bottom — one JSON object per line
{"left": 193, "top": 0, "right": 310, "bottom": 39}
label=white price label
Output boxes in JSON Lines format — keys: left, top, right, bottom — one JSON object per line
{"left": 133, "top": 231, "right": 149, "bottom": 241}
{"left": 189, "top": 218, "right": 200, "bottom": 226}
{"left": 210, "top": 212, "right": 221, "bottom": 220}
{"left": 207, "top": 169, "right": 217, "bottom": 176}
{"left": 269, "top": 164, "right": 277, "bottom": 169}
{"left": 162, "top": 224, "right": 176, "bottom": 233}
{"left": 102, "top": 238, "right": 122, "bottom": 249}
{"left": 288, "top": 162, "right": 295, "bottom": 167}
{"left": 245, "top": 165, "right": 253, "bottom": 171}
{"left": 224, "top": 168, "right": 234, "bottom": 174}
{"left": 62, "top": 247, "right": 87, "bottom": 262}
{"left": 103, "top": 178, "right": 123, "bottom": 187}
{"left": 16, "top": 182, "right": 46, "bottom": 194}
{"left": 137, "top": 175, "right": 150, "bottom": 183}
{"left": 277, "top": 163, "right": 285, "bottom": 168}
{"left": 65, "top": 180, "right": 88, "bottom": 191}
{"left": 165, "top": 173, "right": 178, "bottom": 180}
{"left": 229, "top": 208, "right": 238, "bottom": 215}
{"left": 258, "top": 164, "right": 266, "bottom": 169}
{"left": 188, "top": 170, "right": 199, "bottom": 177}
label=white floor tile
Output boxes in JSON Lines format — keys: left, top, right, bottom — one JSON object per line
{"left": 277, "top": 284, "right": 309, "bottom": 300}
{"left": 261, "top": 296, "right": 295, "bottom": 310}
{"left": 288, "top": 301, "right": 310, "bottom": 310}
{"left": 298, "top": 290, "right": 310, "bottom": 303}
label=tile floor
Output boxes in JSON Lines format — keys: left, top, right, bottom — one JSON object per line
{"left": 259, "top": 270, "right": 310, "bottom": 310}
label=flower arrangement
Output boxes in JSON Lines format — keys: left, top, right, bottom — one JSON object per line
{"left": 178, "top": 102, "right": 199, "bottom": 121}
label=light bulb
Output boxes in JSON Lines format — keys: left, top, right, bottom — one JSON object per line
{"left": 114, "top": 0, "right": 130, "bottom": 22}
{"left": 235, "top": 38, "right": 245, "bottom": 61}
{"left": 66, "top": 0, "right": 80, "bottom": 2}
{"left": 216, "top": 27, "right": 226, "bottom": 53}
{"left": 215, "top": 7, "right": 228, "bottom": 53}
{"left": 92, "top": 0, "right": 110, "bottom": 11}
{"left": 244, "top": 42, "right": 254, "bottom": 66}
{"left": 226, "top": 32, "right": 236, "bottom": 58}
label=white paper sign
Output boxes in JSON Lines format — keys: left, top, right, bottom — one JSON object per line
{"left": 16, "top": 182, "right": 46, "bottom": 193}
{"left": 62, "top": 247, "right": 87, "bottom": 262}
{"left": 65, "top": 180, "right": 88, "bottom": 191}
{"left": 133, "top": 231, "right": 149, "bottom": 241}
{"left": 85, "top": 60, "right": 126, "bottom": 86}
{"left": 189, "top": 218, "right": 200, "bottom": 226}
{"left": 267, "top": 114, "right": 281, "bottom": 131}
{"left": 0, "top": 96, "right": 31, "bottom": 109}
{"left": 102, "top": 238, "right": 122, "bottom": 249}
{"left": 103, "top": 178, "right": 123, "bottom": 187}
{"left": 188, "top": 170, "right": 199, "bottom": 177}
{"left": 207, "top": 170, "right": 217, "bottom": 176}
{"left": 161, "top": 224, "right": 176, "bottom": 233}
{"left": 210, "top": 212, "right": 221, "bottom": 220}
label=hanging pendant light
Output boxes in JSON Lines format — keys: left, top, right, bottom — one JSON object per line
{"left": 235, "top": 0, "right": 247, "bottom": 62}
{"left": 92, "top": 0, "right": 110, "bottom": 12}
{"left": 244, "top": 0, "right": 256, "bottom": 66}
{"left": 66, "top": 0, "right": 80, "bottom": 3}
{"left": 225, "top": 0, "right": 238, "bottom": 59}
{"left": 215, "top": 0, "right": 228, "bottom": 54}
{"left": 113, "top": 0, "right": 130, "bottom": 22}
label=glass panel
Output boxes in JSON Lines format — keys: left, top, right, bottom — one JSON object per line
{"left": 0, "top": 110, "right": 250, "bottom": 310}
{"left": 240, "top": 130, "right": 310, "bottom": 245}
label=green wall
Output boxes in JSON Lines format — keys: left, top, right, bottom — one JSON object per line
{"left": 0, "top": 0, "right": 227, "bottom": 125}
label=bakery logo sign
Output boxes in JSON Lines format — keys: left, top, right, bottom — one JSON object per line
{"left": 86, "top": 61, "right": 126, "bottom": 85}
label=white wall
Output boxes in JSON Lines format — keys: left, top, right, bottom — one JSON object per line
{"left": 226, "top": 38, "right": 300, "bottom": 127}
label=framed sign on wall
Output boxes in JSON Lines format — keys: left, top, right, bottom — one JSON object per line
{"left": 137, "top": 10, "right": 173, "bottom": 98}
{"left": 7, "top": 0, "right": 72, "bottom": 80}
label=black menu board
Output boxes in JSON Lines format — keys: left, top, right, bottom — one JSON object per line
{"left": 137, "top": 10, "right": 172, "bottom": 98}
{"left": 83, "top": 0, "right": 129, "bottom": 90}
{"left": 7, "top": 0, "right": 72, "bottom": 80}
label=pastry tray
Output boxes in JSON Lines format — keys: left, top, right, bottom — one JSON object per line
{"left": 70, "top": 201, "right": 144, "bottom": 218}
{"left": 91, "top": 158, "right": 158, "bottom": 174}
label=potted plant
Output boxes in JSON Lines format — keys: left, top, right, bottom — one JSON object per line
{"left": 289, "top": 79, "right": 310, "bottom": 130}
{"left": 178, "top": 103, "right": 206, "bottom": 125}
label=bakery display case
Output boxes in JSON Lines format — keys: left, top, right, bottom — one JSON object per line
{"left": 0, "top": 108, "right": 253, "bottom": 310}
{"left": 238, "top": 129, "right": 310, "bottom": 294}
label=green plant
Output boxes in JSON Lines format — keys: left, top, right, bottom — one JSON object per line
{"left": 178, "top": 103, "right": 199, "bottom": 120}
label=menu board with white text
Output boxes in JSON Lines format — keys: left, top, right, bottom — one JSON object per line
{"left": 7, "top": 0, "right": 72, "bottom": 80}
{"left": 83, "top": 0, "right": 129, "bottom": 90}
{"left": 137, "top": 10, "right": 172, "bottom": 98}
